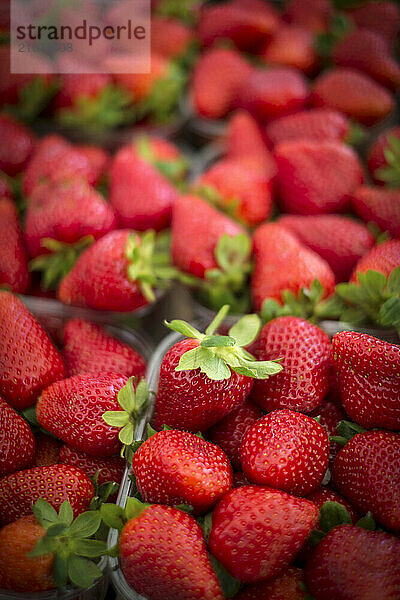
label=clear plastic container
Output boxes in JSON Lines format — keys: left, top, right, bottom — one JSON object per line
{"left": 0, "top": 297, "right": 155, "bottom": 600}
{"left": 319, "top": 320, "right": 399, "bottom": 344}
{"left": 107, "top": 331, "right": 181, "bottom": 600}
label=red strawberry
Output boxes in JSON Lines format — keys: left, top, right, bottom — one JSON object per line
{"left": 36, "top": 373, "right": 128, "bottom": 457}
{"left": 171, "top": 194, "right": 246, "bottom": 279}
{"left": 251, "top": 317, "right": 331, "bottom": 413}
{"left": 197, "top": 156, "right": 274, "bottom": 226}
{"left": 209, "top": 485, "right": 319, "bottom": 582}
{"left": 235, "top": 567, "right": 306, "bottom": 600}
{"left": 0, "top": 173, "right": 12, "bottom": 198}
{"left": 277, "top": 214, "right": 375, "bottom": 282}
{"left": 0, "top": 197, "right": 30, "bottom": 293}
{"left": 0, "top": 515, "right": 54, "bottom": 592}
{"left": 225, "top": 110, "right": 277, "bottom": 171}
{"left": 274, "top": 140, "right": 364, "bottom": 214}
{"left": 0, "top": 396, "right": 35, "bottom": 477}
{"left": 333, "top": 430, "right": 400, "bottom": 532}
{"left": 33, "top": 433, "right": 61, "bottom": 467}
{"left": 350, "top": 239, "right": 400, "bottom": 282}
{"left": 0, "top": 464, "right": 93, "bottom": 525}
{"left": 75, "top": 144, "right": 110, "bottom": 183}
{"left": 151, "top": 16, "right": 194, "bottom": 59}
{"left": 309, "top": 399, "right": 346, "bottom": 459}
{"left": 284, "top": 0, "right": 332, "bottom": 33}
{"left": 25, "top": 178, "right": 116, "bottom": 258}
{"left": 152, "top": 309, "right": 282, "bottom": 432}
{"left": 332, "top": 29, "right": 400, "bottom": 90}
{"left": 307, "top": 487, "right": 359, "bottom": 524}
{"left": 53, "top": 72, "right": 111, "bottom": 113}
{"left": 132, "top": 429, "right": 232, "bottom": 513}
{"left": 260, "top": 25, "right": 318, "bottom": 74}
{"left": 312, "top": 68, "right": 394, "bottom": 125}
{"left": 58, "top": 230, "right": 165, "bottom": 312}
{"left": 0, "top": 292, "right": 66, "bottom": 409}
{"left": 251, "top": 223, "right": 335, "bottom": 311}
{"left": 207, "top": 399, "right": 264, "bottom": 470}
{"left": 237, "top": 66, "right": 309, "bottom": 122}
{"left": 352, "top": 186, "right": 400, "bottom": 239}
{"left": 120, "top": 504, "right": 224, "bottom": 600}
{"left": 197, "top": 0, "right": 279, "bottom": 50}
{"left": 331, "top": 331, "right": 400, "bottom": 430}
{"left": 110, "top": 144, "right": 179, "bottom": 231}
{"left": 192, "top": 47, "right": 253, "bottom": 119}
{"left": 132, "top": 136, "right": 188, "bottom": 184}
{"left": 111, "top": 52, "right": 169, "bottom": 103}
{"left": 59, "top": 444, "right": 124, "bottom": 487}
{"left": 63, "top": 318, "right": 146, "bottom": 379}
{"left": 265, "top": 109, "right": 349, "bottom": 146}
{"left": 23, "top": 135, "right": 100, "bottom": 197}
{"left": 347, "top": 1, "right": 400, "bottom": 47}
{"left": 0, "top": 114, "right": 35, "bottom": 177}
{"left": 367, "top": 126, "right": 400, "bottom": 185}
{"left": 241, "top": 410, "right": 330, "bottom": 496}
{"left": 305, "top": 525, "right": 400, "bottom": 600}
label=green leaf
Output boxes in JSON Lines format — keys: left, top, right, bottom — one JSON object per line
{"left": 105, "top": 543, "right": 120, "bottom": 558}
{"left": 117, "top": 377, "right": 136, "bottom": 412}
{"left": 206, "top": 305, "right": 230, "bottom": 335}
{"left": 164, "top": 319, "right": 202, "bottom": 339}
{"left": 67, "top": 555, "right": 103, "bottom": 589}
{"left": 379, "top": 297, "right": 400, "bottom": 328}
{"left": 124, "top": 497, "right": 149, "bottom": 521}
{"left": 135, "top": 379, "right": 149, "bottom": 410}
{"left": 53, "top": 554, "right": 69, "bottom": 588}
{"left": 260, "top": 298, "right": 281, "bottom": 323}
{"left": 28, "top": 536, "right": 55, "bottom": 558}
{"left": 201, "top": 353, "right": 231, "bottom": 381}
{"left": 336, "top": 420, "right": 366, "bottom": 443}
{"left": 102, "top": 411, "right": 130, "bottom": 427}
{"left": 340, "top": 307, "right": 367, "bottom": 325}
{"left": 46, "top": 523, "right": 68, "bottom": 538}
{"left": 356, "top": 512, "right": 376, "bottom": 531}
{"left": 363, "top": 270, "right": 387, "bottom": 297}
{"left": 229, "top": 314, "right": 260, "bottom": 347}
{"left": 119, "top": 422, "right": 134, "bottom": 446}
{"left": 68, "top": 511, "right": 101, "bottom": 539}
{"left": 200, "top": 335, "right": 236, "bottom": 348}
{"left": 215, "top": 234, "right": 251, "bottom": 273}
{"left": 308, "top": 529, "right": 326, "bottom": 547}
{"left": 175, "top": 346, "right": 210, "bottom": 371}
{"left": 73, "top": 539, "right": 108, "bottom": 558}
{"left": 209, "top": 554, "right": 241, "bottom": 599}
{"left": 335, "top": 282, "right": 367, "bottom": 304}
{"left": 386, "top": 267, "right": 400, "bottom": 295}
{"left": 32, "top": 498, "right": 59, "bottom": 528}
{"left": 232, "top": 358, "right": 283, "bottom": 380}
{"left": 319, "top": 501, "right": 352, "bottom": 533}
{"left": 199, "top": 512, "right": 213, "bottom": 543}
{"left": 58, "top": 501, "right": 74, "bottom": 526}
{"left": 100, "top": 504, "right": 125, "bottom": 531}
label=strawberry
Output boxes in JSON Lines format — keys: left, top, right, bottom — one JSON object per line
{"left": 109, "top": 144, "right": 179, "bottom": 231}
{"left": 332, "top": 430, "right": 400, "bottom": 532}
{"left": 0, "top": 292, "right": 66, "bottom": 409}
{"left": 0, "top": 173, "right": 12, "bottom": 198}
{"left": 274, "top": 139, "right": 364, "bottom": 214}
{"left": 307, "top": 487, "right": 359, "bottom": 524}
{"left": 265, "top": 109, "right": 349, "bottom": 146}
{"left": 0, "top": 197, "right": 30, "bottom": 293}
{"left": 237, "top": 66, "right": 309, "bottom": 122}
{"left": 209, "top": 485, "right": 319, "bottom": 582}
{"left": 250, "top": 317, "right": 331, "bottom": 413}
{"left": 132, "top": 429, "right": 232, "bottom": 513}
{"left": 352, "top": 186, "right": 400, "bottom": 239}
{"left": 0, "top": 515, "right": 54, "bottom": 592}
{"left": 367, "top": 126, "right": 400, "bottom": 186}
{"left": 151, "top": 16, "right": 194, "bottom": 59}
{"left": 192, "top": 47, "right": 253, "bottom": 120}
{"left": 251, "top": 223, "right": 335, "bottom": 311}
{"left": 0, "top": 396, "right": 35, "bottom": 477}
{"left": 309, "top": 399, "right": 346, "bottom": 459}
{"left": 207, "top": 399, "right": 264, "bottom": 470}
{"left": 241, "top": 409, "right": 329, "bottom": 496}
{"left": 120, "top": 503, "right": 224, "bottom": 600}
{"left": 76, "top": 144, "right": 110, "bottom": 184}
{"left": 331, "top": 331, "right": 400, "bottom": 430}
{"left": 260, "top": 25, "right": 318, "bottom": 74}
{"left": 225, "top": 110, "right": 277, "bottom": 172}
{"left": 36, "top": 373, "right": 128, "bottom": 457}
{"left": 132, "top": 136, "right": 188, "bottom": 184}
{"left": 196, "top": 156, "right": 274, "bottom": 227}
{"left": 59, "top": 445, "right": 124, "bottom": 487}
{"left": 283, "top": 0, "right": 332, "bottom": 33}
{"left": 23, "top": 135, "right": 101, "bottom": 197}
{"left": 62, "top": 318, "right": 146, "bottom": 379}
{"left": 152, "top": 308, "right": 282, "bottom": 432}
{"left": 277, "top": 214, "right": 375, "bottom": 282}
{"left": 332, "top": 29, "right": 400, "bottom": 91}
{"left": 305, "top": 525, "right": 400, "bottom": 600}
{"left": 347, "top": 1, "right": 400, "bottom": 47}
{"left": 197, "top": 0, "right": 279, "bottom": 51}
{"left": 312, "top": 68, "right": 394, "bottom": 125}
{"left": 33, "top": 433, "right": 61, "bottom": 467}
{"left": 0, "top": 114, "right": 35, "bottom": 176}
{"left": 235, "top": 567, "right": 306, "bottom": 600}
{"left": 350, "top": 239, "right": 400, "bottom": 282}
{"left": 0, "top": 464, "right": 93, "bottom": 525}
{"left": 233, "top": 471, "right": 250, "bottom": 488}
{"left": 58, "top": 229, "right": 172, "bottom": 311}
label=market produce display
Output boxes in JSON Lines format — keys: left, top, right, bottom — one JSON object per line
{"left": 1, "top": 0, "right": 400, "bottom": 598}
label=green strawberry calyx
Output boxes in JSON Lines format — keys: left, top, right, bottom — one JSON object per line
{"left": 30, "top": 235, "right": 94, "bottom": 291}
{"left": 135, "top": 136, "right": 188, "bottom": 184}
{"left": 100, "top": 497, "right": 151, "bottom": 556}
{"left": 165, "top": 304, "right": 283, "bottom": 381}
{"left": 309, "top": 501, "right": 376, "bottom": 547}
{"left": 156, "top": 0, "right": 199, "bottom": 25}
{"left": 29, "top": 498, "right": 107, "bottom": 589}
{"left": 330, "top": 419, "right": 366, "bottom": 446}
{"left": 375, "top": 135, "right": 400, "bottom": 188}
{"left": 261, "top": 279, "right": 334, "bottom": 324}
{"left": 195, "top": 182, "right": 242, "bottom": 225}
{"left": 5, "top": 77, "right": 59, "bottom": 124}
{"left": 102, "top": 377, "right": 149, "bottom": 457}
{"left": 125, "top": 230, "right": 179, "bottom": 303}
{"left": 135, "top": 61, "right": 187, "bottom": 124}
